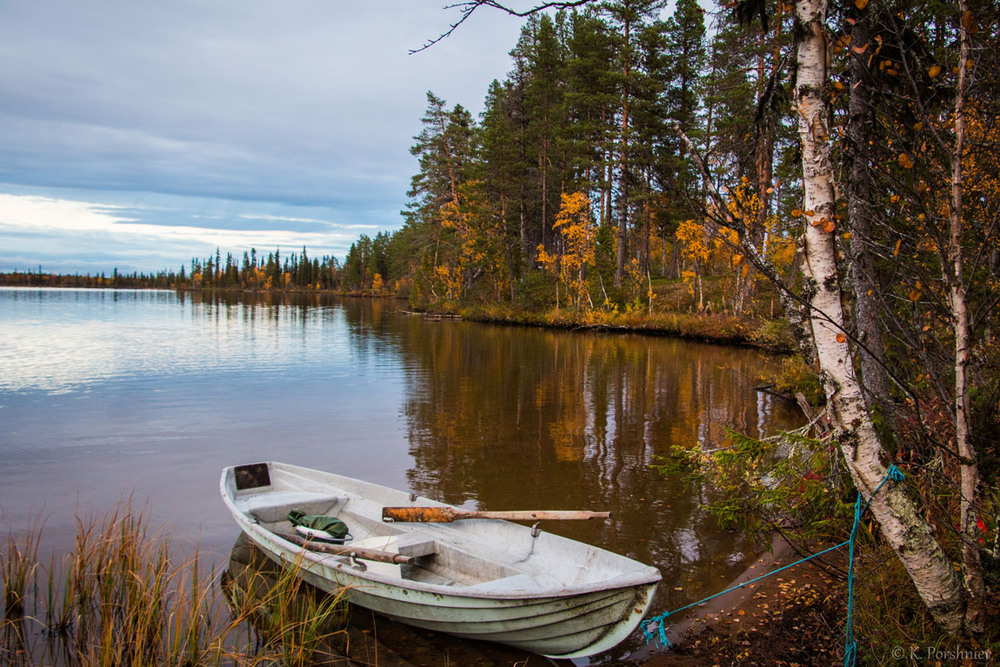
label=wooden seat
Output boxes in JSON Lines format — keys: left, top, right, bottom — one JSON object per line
{"left": 243, "top": 491, "right": 342, "bottom": 524}
{"left": 397, "top": 532, "right": 437, "bottom": 558}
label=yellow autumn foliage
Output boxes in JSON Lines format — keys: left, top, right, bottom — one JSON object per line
{"left": 538, "top": 192, "right": 596, "bottom": 309}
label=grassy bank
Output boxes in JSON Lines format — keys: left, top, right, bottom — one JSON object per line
{"left": 458, "top": 303, "right": 794, "bottom": 351}
{"left": 407, "top": 274, "right": 798, "bottom": 351}
{"left": 1, "top": 505, "right": 348, "bottom": 667}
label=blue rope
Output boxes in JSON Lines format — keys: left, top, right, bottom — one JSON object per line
{"left": 844, "top": 464, "right": 904, "bottom": 667}
{"left": 641, "top": 540, "right": 849, "bottom": 649}
{"left": 642, "top": 464, "right": 905, "bottom": 667}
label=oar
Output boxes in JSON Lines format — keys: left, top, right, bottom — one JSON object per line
{"left": 382, "top": 507, "right": 612, "bottom": 523}
{"left": 279, "top": 533, "right": 415, "bottom": 565}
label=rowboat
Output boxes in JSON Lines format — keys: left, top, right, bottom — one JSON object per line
{"left": 220, "top": 461, "right": 661, "bottom": 659}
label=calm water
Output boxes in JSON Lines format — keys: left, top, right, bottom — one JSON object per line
{"left": 0, "top": 287, "right": 800, "bottom": 661}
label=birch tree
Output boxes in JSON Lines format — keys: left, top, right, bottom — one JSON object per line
{"left": 793, "top": 0, "right": 965, "bottom": 634}
{"left": 828, "top": 0, "right": 998, "bottom": 633}
{"left": 945, "top": 0, "right": 985, "bottom": 631}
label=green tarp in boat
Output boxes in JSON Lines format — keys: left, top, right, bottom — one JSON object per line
{"left": 287, "top": 509, "right": 350, "bottom": 540}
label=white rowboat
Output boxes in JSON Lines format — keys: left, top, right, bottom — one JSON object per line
{"left": 220, "top": 461, "right": 661, "bottom": 659}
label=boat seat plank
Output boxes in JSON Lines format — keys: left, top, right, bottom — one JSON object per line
{"left": 243, "top": 490, "right": 342, "bottom": 524}
{"left": 396, "top": 533, "right": 436, "bottom": 558}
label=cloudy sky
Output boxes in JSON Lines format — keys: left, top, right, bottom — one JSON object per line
{"left": 0, "top": 0, "right": 529, "bottom": 274}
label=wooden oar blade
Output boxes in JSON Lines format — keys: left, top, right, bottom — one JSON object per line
{"left": 383, "top": 506, "right": 457, "bottom": 523}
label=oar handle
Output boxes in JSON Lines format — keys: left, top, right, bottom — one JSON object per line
{"left": 468, "top": 510, "right": 613, "bottom": 521}
{"left": 279, "top": 533, "right": 414, "bottom": 565}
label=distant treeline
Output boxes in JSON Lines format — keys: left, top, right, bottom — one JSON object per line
{"left": 0, "top": 240, "right": 391, "bottom": 294}
{"left": 0, "top": 268, "right": 178, "bottom": 290}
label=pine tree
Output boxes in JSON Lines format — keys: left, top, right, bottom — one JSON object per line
{"left": 602, "top": 0, "right": 667, "bottom": 287}
{"left": 403, "top": 92, "right": 478, "bottom": 303}
{"left": 479, "top": 79, "right": 527, "bottom": 300}
{"left": 658, "top": 0, "right": 706, "bottom": 277}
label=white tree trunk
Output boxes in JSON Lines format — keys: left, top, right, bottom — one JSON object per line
{"left": 949, "top": 0, "right": 985, "bottom": 632}
{"left": 793, "top": 0, "right": 964, "bottom": 634}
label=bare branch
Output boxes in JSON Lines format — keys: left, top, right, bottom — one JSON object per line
{"left": 411, "top": 0, "right": 596, "bottom": 54}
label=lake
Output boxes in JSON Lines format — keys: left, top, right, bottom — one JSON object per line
{"left": 0, "top": 287, "right": 801, "bottom": 661}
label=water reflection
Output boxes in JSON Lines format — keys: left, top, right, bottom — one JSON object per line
{"left": 1, "top": 288, "right": 801, "bottom": 662}
{"left": 393, "top": 319, "right": 801, "bottom": 637}
{"left": 0, "top": 288, "right": 354, "bottom": 394}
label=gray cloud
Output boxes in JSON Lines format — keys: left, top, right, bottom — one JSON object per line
{"left": 0, "top": 0, "right": 525, "bottom": 272}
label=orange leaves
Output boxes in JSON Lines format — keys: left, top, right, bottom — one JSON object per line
{"left": 928, "top": 65, "right": 942, "bottom": 78}
{"left": 680, "top": 269, "right": 698, "bottom": 298}
{"left": 806, "top": 215, "right": 836, "bottom": 233}
{"left": 541, "top": 192, "right": 596, "bottom": 309}
{"left": 793, "top": 206, "right": 836, "bottom": 234}
{"left": 431, "top": 179, "right": 509, "bottom": 303}
{"left": 676, "top": 218, "right": 712, "bottom": 264}
{"left": 916, "top": 237, "right": 939, "bottom": 254}
{"left": 439, "top": 200, "right": 461, "bottom": 229}
{"left": 434, "top": 264, "right": 462, "bottom": 301}
{"left": 898, "top": 153, "right": 914, "bottom": 169}
{"left": 553, "top": 192, "right": 596, "bottom": 270}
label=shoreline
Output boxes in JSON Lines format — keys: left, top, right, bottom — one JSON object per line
{"left": 636, "top": 534, "right": 846, "bottom": 666}
{"left": 182, "top": 285, "right": 797, "bottom": 353}
{"left": 0, "top": 283, "right": 797, "bottom": 353}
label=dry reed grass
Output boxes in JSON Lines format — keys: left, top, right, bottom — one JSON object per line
{"left": 0, "top": 503, "right": 349, "bottom": 666}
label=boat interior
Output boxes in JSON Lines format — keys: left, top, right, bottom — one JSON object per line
{"left": 229, "top": 463, "right": 566, "bottom": 591}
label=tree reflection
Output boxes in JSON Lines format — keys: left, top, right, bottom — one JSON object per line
{"left": 395, "top": 320, "right": 802, "bottom": 614}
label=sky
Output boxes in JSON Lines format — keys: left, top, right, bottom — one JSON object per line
{"left": 0, "top": 0, "right": 530, "bottom": 274}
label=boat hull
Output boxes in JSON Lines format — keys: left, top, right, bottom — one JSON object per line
{"left": 222, "top": 462, "right": 660, "bottom": 659}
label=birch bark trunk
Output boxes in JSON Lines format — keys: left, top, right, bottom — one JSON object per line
{"left": 948, "top": 0, "right": 985, "bottom": 632}
{"left": 793, "top": 0, "right": 964, "bottom": 634}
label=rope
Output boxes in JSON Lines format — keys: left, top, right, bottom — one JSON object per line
{"left": 642, "top": 464, "right": 905, "bottom": 667}
{"left": 641, "top": 540, "right": 849, "bottom": 649}
{"left": 844, "top": 464, "right": 904, "bottom": 667}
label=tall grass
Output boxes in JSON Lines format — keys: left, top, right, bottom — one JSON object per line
{"left": 0, "top": 503, "right": 349, "bottom": 666}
